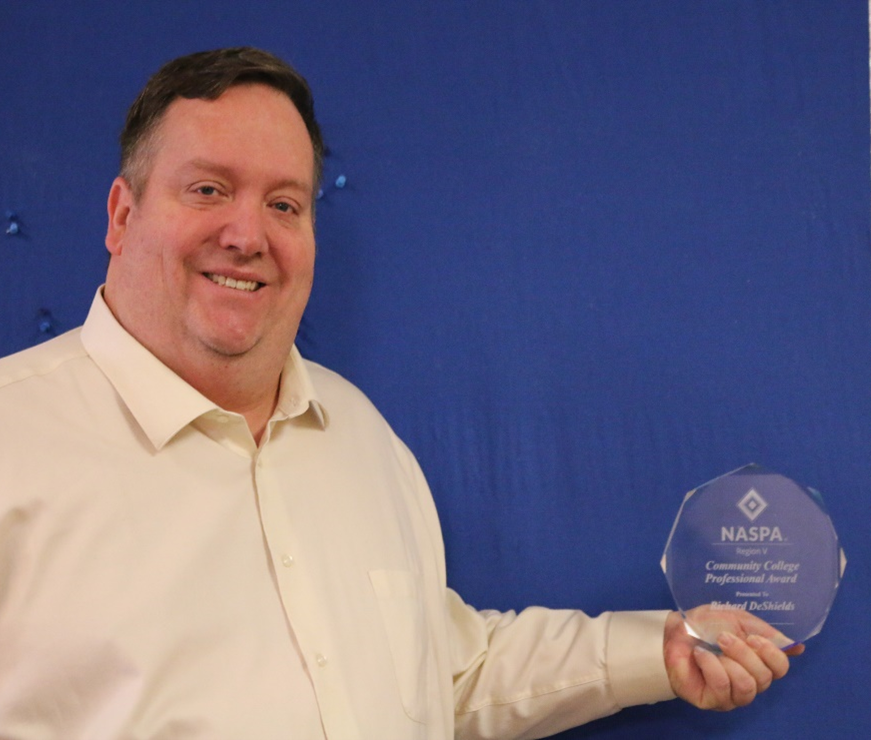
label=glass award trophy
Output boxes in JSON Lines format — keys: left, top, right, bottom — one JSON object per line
{"left": 661, "top": 464, "right": 846, "bottom": 648}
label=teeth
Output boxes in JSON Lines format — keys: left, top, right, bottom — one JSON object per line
{"left": 206, "top": 273, "right": 260, "bottom": 292}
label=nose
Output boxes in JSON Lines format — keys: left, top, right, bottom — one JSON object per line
{"left": 218, "top": 198, "right": 268, "bottom": 256}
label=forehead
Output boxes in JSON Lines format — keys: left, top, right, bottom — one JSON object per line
{"left": 147, "top": 84, "right": 314, "bottom": 183}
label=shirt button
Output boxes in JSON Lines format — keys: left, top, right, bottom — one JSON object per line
{"left": 281, "top": 553, "right": 294, "bottom": 567}
{"left": 315, "top": 653, "right": 328, "bottom": 668}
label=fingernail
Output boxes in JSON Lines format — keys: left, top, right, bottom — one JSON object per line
{"left": 718, "top": 632, "right": 736, "bottom": 649}
{"left": 746, "top": 634, "right": 764, "bottom": 648}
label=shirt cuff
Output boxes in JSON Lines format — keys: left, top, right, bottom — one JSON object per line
{"left": 606, "top": 610, "right": 676, "bottom": 708}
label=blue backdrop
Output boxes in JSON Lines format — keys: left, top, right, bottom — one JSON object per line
{"left": 1, "top": 2, "right": 869, "bottom": 737}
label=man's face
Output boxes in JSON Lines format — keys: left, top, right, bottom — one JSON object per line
{"left": 104, "top": 83, "right": 316, "bottom": 373}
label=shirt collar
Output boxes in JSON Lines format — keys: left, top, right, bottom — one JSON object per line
{"left": 80, "top": 287, "right": 327, "bottom": 450}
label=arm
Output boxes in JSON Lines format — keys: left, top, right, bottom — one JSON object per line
{"left": 450, "top": 592, "right": 675, "bottom": 740}
{"left": 450, "top": 598, "right": 804, "bottom": 739}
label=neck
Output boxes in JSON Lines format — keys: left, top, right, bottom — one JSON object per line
{"left": 181, "top": 351, "right": 284, "bottom": 444}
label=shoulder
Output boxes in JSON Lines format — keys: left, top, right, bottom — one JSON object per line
{"left": 296, "top": 355, "right": 420, "bottom": 467}
{"left": 0, "top": 328, "right": 103, "bottom": 470}
{"left": 0, "top": 329, "right": 88, "bottom": 392}
{"left": 301, "top": 356, "right": 379, "bottom": 411}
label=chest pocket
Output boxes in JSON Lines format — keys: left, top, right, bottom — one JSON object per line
{"left": 368, "top": 569, "right": 428, "bottom": 724}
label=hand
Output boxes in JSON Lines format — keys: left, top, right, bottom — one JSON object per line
{"left": 663, "top": 608, "right": 805, "bottom": 711}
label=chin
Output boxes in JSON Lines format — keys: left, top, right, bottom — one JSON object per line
{"left": 199, "top": 334, "right": 261, "bottom": 359}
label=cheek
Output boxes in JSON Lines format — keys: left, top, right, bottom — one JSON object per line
{"left": 289, "top": 259, "right": 315, "bottom": 308}
{"left": 118, "top": 225, "right": 171, "bottom": 285}
{"left": 280, "top": 239, "right": 316, "bottom": 286}
{"left": 168, "top": 229, "right": 216, "bottom": 277}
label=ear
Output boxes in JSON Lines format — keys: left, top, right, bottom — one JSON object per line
{"left": 105, "top": 177, "right": 135, "bottom": 256}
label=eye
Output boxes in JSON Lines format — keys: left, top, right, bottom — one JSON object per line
{"left": 272, "top": 201, "right": 298, "bottom": 215}
{"left": 196, "top": 185, "right": 219, "bottom": 196}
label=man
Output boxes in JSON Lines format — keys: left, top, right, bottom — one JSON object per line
{"left": 0, "top": 47, "right": 800, "bottom": 739}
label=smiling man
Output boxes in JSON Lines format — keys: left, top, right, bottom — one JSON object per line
{"left": 0, "top": 48, "right": 799, "bottom": 739}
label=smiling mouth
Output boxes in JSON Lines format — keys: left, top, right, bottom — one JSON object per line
{"left": 204, "top": 273, "right": 263, "bottom": 292}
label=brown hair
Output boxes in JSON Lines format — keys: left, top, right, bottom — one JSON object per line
{"left": 119, "top": 47, "right": 324, "bottom": 196}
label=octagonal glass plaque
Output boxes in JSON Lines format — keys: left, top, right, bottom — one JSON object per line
{"left": 661, "top": 464, "right": 846, "bottom": 648}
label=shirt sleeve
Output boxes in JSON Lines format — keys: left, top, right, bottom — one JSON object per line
{"left": 449, "top": 589, "right": 676, "bottom": 740}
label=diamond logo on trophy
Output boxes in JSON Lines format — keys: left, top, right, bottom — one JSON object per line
{"left": 661, "top": 464, "right": 846, "bottom": 648}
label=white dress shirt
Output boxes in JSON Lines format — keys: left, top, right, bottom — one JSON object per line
{"left": 0, "top": 289, "right": 674, "bottom": 739}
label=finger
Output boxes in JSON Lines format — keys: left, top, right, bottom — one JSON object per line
{"left": 746, "top": 634, "right": 791, "bottom": 680}
{"left": 718, "top": 632, "right": 774, "bottom": 693}
{"left": 734, "top": 612, "right": 793, "bottom": 650}
{"left": 692, "top": 646, "right": 735, "bottom": 711}
{"left": 719, "top": 654, "right": 758, "bottom": 707}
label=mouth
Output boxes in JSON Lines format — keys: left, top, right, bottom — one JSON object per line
{"left": 204, "top": 272, "right": 264, "bottom": 292}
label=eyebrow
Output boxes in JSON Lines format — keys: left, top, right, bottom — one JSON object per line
{"left": 180, "top": 158, "right": 313, "bottom": 194}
